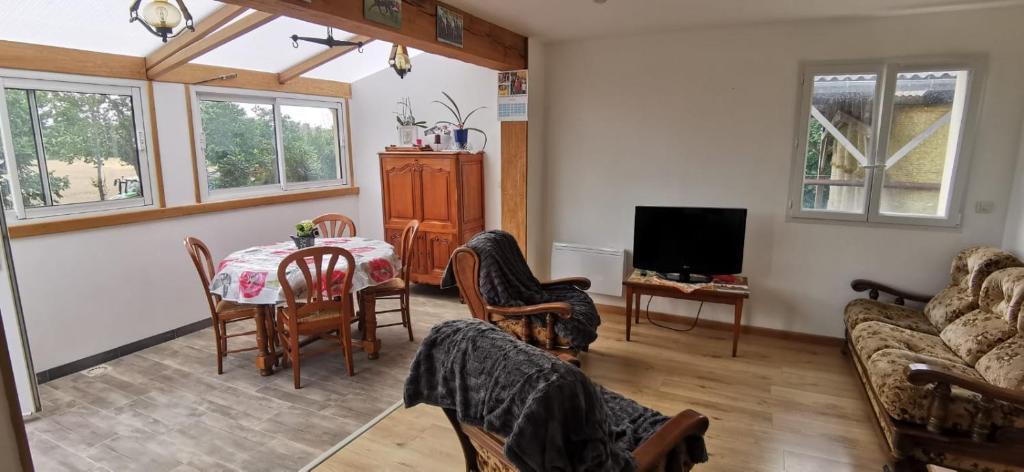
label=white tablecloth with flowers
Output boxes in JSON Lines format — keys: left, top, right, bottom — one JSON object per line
{"left": 210, "top": 237, "right": 399, "bottom": 305}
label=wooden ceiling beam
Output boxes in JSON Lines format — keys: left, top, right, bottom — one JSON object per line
{"left": 220, "top": 0, "right": 527, "bottom": 71}
{"left": 147, "top": 11, "right": 278, "bottom": 80}
{"left": 146, "top": 5, "right": 249, "bottom": 71}
{"left": 277, "top": 35, "right": 373, "bottom": 84}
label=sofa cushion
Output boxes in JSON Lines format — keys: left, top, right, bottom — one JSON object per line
{"left": 844, "top": 299, "right": 937, "bottom": 335}
{"left": 940, "top": 310, "right": 1016, "bottom": 365}
{"left": 923, "top": 286, "right": 977, "bottom": 332}
{"left": 924, "top": 247, "right": 1023, "bottom": 331}
{"left": 852, "top": 321, "right": 964, "bottom": 365}
{"left": 977, "top": 267, "right": 1024, "bottom": 332}
{"left": 976, "top": 336, "right": 1024, "bottom": 390}
{"left": 867, "top": 349, "right": 1024, "bottom": 431}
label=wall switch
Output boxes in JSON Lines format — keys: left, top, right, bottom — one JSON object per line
{"left": 975, "top": 201, "right": 995, "bottom": 214}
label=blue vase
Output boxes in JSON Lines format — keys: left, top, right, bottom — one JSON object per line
{"left": 453, "top": 128, "right": 469, "bottom": 149}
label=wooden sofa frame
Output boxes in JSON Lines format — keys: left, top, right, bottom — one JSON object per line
{"left": 848, "top": 279, "right": 1024, "bottom": 472}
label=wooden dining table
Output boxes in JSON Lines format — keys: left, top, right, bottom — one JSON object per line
{"left": 209, "top": 237, "right": 402, "bottom": 375}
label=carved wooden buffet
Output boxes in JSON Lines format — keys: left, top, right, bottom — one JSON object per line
{"left": 379, "top": 150, "right": 485, "bottom": 285}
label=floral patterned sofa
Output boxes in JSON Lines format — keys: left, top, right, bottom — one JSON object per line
{"left": 843, "top": 247, "right": 1024, "bottom": 472}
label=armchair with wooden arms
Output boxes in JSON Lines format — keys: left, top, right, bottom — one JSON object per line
{"left": 443, "top": 407, "right": 710, "bottom": 472}
{"left": 449, "top": 246, "right": 590, "bottom": 364}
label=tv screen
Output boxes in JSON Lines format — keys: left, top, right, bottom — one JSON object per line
{"left": 632, "top": 206, "right": 747, "bottom": 276}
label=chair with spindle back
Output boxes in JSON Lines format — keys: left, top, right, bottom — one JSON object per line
{"left": 312, "top": 213, "right": 357, "bottom": 238}
{"left": 276, "top": 246, "right": 357, "bottom": 388}
{"left": 358, "top": 219, "right": 420, "bottom": 341}
{"left": 184, "top": 237, "right": 263, "bottom": 375}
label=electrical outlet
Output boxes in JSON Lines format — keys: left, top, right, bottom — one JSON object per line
{"left": 975, "top": 201, "right": 995, "bottom": 214}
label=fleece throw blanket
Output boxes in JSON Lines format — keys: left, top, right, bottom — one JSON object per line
{"left": 441, "top": 230, "right": 600, "bottom": 350}
{"left": 404, "top": 319, "right": 708, "bottom": 472}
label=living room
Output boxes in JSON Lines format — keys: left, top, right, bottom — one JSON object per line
{"left": 2, "top": 1, "right": 1024, "bottom": 471}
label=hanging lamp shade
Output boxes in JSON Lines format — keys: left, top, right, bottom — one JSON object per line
{"left": 141, "top": 0, "right": 183, "bottom": 29}
{"left": 389, "top": 44, "right": 412, "bottom": 79}
{"left": 130, "top": 0, "right": 195, "bottom": 42}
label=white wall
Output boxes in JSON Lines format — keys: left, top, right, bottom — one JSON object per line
{"left": 349, "top": 54, "right": 501, "bottom": 241}
{"left": 12, "top": 82, "right": 359, "bottom": 371}
{"left": 1002, "top": 120, "right": 1024, "bottom": 255}
{"left": 539, "top": 6, "right": 1024, "bottom": 337}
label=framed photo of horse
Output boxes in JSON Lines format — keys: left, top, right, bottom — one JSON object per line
{"left": 436, "top": 4, "right": 464, "bottom": 48}
{"left": 365, "top": 0, "right": 401, "bottom": 28}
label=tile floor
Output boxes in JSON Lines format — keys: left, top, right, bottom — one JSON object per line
{"left": 24, "top": 286, "right": 464, "bottom": 472}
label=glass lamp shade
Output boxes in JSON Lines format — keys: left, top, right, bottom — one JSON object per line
{"left": 389, "top": 44, "right": 412, "bottom": 79}
{"left": 141, "top": 0, "right": 183, "bottom": 29}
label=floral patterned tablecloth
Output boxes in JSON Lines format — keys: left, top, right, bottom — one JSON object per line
{"left": 210, "top": 237, "right": 400, "bottom": 305}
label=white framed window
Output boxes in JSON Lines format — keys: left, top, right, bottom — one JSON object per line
{"left": 190, "top": 86, "right": 349, "bottom": 201}
{"left": 788, "top": 57, "right": 984, "bottom": 227}
{"left": 0, "top": 72, "right": 156, "bottom": 220}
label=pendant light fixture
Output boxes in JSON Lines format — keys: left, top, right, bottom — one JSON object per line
{"left": 389, "top": 44, "right": 412, "bottom": 79}
{"left": 129, "top": 0, "right": 195, "bottom": 43}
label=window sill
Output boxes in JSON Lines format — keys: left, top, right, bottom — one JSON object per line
{"left": 7, "top": 186, "right": 359, "bottom": 239}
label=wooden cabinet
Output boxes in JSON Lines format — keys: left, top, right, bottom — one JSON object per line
{"left": 380, "top": 151, "right": 485, "bottom": 285}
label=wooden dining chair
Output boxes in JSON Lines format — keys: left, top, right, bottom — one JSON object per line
{"left": 358, "top": 219, "right": 419, "bottom": 341}
{"left": 312, "top": 213, "right": 357, "bottom": 238}
{"left": 184, "top": 236, "right": 264, "bottom": 375}
{"left": 276, "top": 246, "right": 358, "bottom": 388}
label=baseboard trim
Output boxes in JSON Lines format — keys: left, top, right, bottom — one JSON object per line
{"left": 596, "top": 303, "right": 843, "bottom": 346}
{"left": 35, "top": 317, "right": 212, "bottom": 384}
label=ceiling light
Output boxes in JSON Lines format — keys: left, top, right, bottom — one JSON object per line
{"left": 389, "top": 44, "right": 412, "bottom": 79}
{"left": 129, "top": 0, "right": 195, "bottom": 43}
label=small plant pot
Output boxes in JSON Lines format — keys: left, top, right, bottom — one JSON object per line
{"left": 397, "top": 125, "right": 419, "bottom": 146}
{"left": 291, "top": 235, "right": 316, "bottom": 249}
{"left": 453, "top": 128, "right": 470, "bottom": 149}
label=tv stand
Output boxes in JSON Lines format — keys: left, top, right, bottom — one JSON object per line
{"left": 639, "top": 271, "right": 712, "bottom": 284}
{"left": 624, "top": 269, "right": 749, "bottom": 357}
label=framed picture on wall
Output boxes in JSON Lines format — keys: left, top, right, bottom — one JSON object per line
{"left": 436, "top": 4, "right": 464, "bottom": 48}
{"left": 365, "top": 0, "right": 401, "bottom": 28}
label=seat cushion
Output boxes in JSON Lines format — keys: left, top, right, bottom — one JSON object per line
{"left": 852, "top": 321, "right": 964, "bottom": 365}
{"left": 844, "top": 298, "right": 937, "bottom": 335}
{"left": 976, "top": 336, "right": 1024, "bottom": 390}
{"left": 923, "top": 285, "right": 977, "bottom": 331}
{"left": 494, "top": 319, "right": 573, "bottom": 349}
{"left": 867, "top": 349, "right": 1023, "bottom": 431}
{"left": 940, "top": 309, "right": 1017, "bottom": 365}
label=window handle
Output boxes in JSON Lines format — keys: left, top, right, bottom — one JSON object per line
{"left": 859, "top": 164, "right": 885, "bottom": 169}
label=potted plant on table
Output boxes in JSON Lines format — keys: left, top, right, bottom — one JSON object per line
{"left": 292, "top": 220, "right": 318, "bottom": 249}
{"left": 433, "top": 91, "right": 487, "bottom": 151}
{"left": 395, "top": 97, "right": 427, "bottom": 146}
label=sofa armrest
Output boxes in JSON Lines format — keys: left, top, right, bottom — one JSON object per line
{"left": 540, "top": 277, "right": 592, "bottom": 291}
{"left": 633, "top": 409, "right": 710, "bottom": 472}
{"left": 907, "top": 363, "right": 1024, "bottom": 441}
{"left": 851, "top": 279, "right": 933, "bottom": 305}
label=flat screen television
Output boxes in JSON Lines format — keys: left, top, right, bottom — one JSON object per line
{"left": 632, "top": 206, "right": 747, "bottom": 278}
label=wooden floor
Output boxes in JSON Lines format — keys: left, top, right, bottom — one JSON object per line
{"left": 316, "top": 311, "right": 894, "bottom": 472}
{"left": 24, "top": 286, "right": 464, "bottom": 472}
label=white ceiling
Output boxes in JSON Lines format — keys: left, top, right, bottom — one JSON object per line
{"left": 0, "top": 0, "right": 411, "bottom": 83}
{"left": 441, "top": 0, "right": 1024, "bottom": 41}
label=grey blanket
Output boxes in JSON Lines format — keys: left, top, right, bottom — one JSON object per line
{"left": 441, "top": 230, "right": 600, "bottom": 350}
{"left": 404, "top": 319, "right": 708, "bottom": 472}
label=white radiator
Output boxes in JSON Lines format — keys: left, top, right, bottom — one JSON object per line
{"left": 550, "top": 242, "right": 625, "bottom": 296}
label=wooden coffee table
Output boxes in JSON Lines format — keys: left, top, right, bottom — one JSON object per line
{"left": 623, "top": 269, "right": 750, "bottom": 357}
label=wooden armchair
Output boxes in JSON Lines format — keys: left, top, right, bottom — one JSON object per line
{"left": 442, "top": 406, "right": 709, "bottom": 472}
{"left": 449, "top": 246, "right": 590, "bottom": 364}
